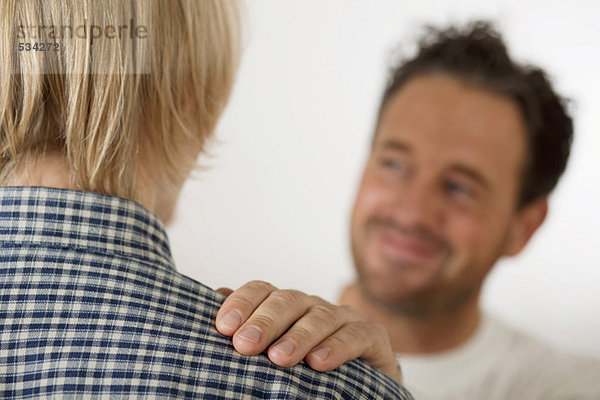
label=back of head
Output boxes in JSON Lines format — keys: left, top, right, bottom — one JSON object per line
{"left": 0, "top": 0, "right": 241, "bottom": 202}
{"left": 378, "top": 21, "right": 573, "bottom": 207}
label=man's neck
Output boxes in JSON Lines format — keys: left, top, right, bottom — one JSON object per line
{"left": 339, "top": 283, "right": 481, "bottom": 354}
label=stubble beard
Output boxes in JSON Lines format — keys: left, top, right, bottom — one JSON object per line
{"left": 351, "top": 217, "right": 479, "bottom": 319}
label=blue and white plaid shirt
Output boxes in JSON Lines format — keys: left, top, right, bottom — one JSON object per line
{"left": 0, "top": 186, "right": 412, "bottom": 399}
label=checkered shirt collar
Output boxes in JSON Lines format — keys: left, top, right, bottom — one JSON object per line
{"left": 0, "top": 186, "right": 174, "bottom": 271}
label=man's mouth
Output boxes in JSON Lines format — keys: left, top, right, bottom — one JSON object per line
{"left": 374, "top": 225, "right": 443, "bottom": 265}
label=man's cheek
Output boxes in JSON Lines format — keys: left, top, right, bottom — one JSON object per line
{"left": 358, "top": 180, "right": 395, "bottom": 215}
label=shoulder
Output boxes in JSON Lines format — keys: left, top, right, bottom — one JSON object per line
{"left": 146, "top": 271, "right": 413, "bottom": 398}
{"left": 484, "top": 315, "right": 600, "bottom": 399}
{"left": 396, "top": 314, "right": 599, "bottom": 400}
{"left": 112, "top": 270, "right": 413, "bottom": 399}
{"left": 2, "top": 259, "right": 411, "bottom": 399}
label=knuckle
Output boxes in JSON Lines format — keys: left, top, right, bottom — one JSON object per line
{"left": 246, "top": 280, "right": 276, "bottom": 292}
{"left": 248, "top": 314, "right": 276, "bottom": 331}
{"left": 370, "top": 322, "right": 390, "bottom": 343}
{"left": 308, "top": 294, "right": 327, "bottom": 305}
{"left": 359, "top": 322, "right": 392, "bottom": 356}
{"left": 323, "top": 333, "right": 349, "bottom": 350}
{"left": 289, "top": 324, "right": 317, "bottom": 343}
{"left": 308, "top": 304, "right": 339, "bottom": 326}
{"left": 346, "top": 322, "right": 371, "bottom": 343}
{"left": 339, "top": 304, "right": 365, "bottom": 319}
{"left": 227, "top": 293, "right": 257, "bottom": 314}
{"left": 374, "top": 323, "right": 389, "bottom": 338}
{"left": 269, "top": 289, "right": 301, "bottom": 305}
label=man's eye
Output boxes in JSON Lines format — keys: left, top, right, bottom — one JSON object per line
{"left": 446, "top": 180, "right": 472, "bottom": 197}
{"left": 381, "top": 159, "right": 405, "bottom": 171}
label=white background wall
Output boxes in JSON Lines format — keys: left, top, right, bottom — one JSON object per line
{"left": 168, "top": 0, "right": 600, "bottom": 356}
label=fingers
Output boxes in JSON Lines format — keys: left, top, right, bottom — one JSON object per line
{"left": 231, "top": 289, "right": 319, "bottom": 356}
{"left": 214, "top": 281, "right": 401, "bottom": 384}
{"left": 215, "top": 280, "right": 276, "bottom": 336}
{"left": 216, "top": 281, "right": 319, "bottom": 356}
{"left": 304, "top": 321, "right": 402, "bottom": 384}
{"left": 266, "top": 304, "right": 356, "bottom": 367}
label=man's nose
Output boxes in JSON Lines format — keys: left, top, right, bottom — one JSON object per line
{"left": 389, "top": 179, "right": 442, "bottom": 231}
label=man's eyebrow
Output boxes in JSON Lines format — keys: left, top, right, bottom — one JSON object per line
{"left": 448, "top": 164, "right": 490, "bottom": 189}
{"left": 374, "top": 140, "right": 412, "bottom": 153}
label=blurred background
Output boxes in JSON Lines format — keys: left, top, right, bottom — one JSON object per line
{"left": 168, "top": 0, "right": 600, "bottom": 356}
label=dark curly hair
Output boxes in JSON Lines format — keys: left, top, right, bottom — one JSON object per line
{"left": 377, "top": 21, "right": 573, "bottom": 208}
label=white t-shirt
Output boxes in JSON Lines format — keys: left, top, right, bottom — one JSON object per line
{"left": 397, "top": 314, "right": 600, "bottom": 400}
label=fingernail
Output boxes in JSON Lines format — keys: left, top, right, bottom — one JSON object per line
{"left": 237, "top": 326, "right": 261, "bottom": 344}
{"left": 310, "top": 347, "right": 330, "bottom": 361}
{"left": 219, "top": 310, "right": 242, "bottom": 331}
{"left": 272, "top": 340, "right": 295, "bottom": 356}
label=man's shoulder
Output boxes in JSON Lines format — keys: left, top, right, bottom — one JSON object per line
{"left": 481, "top": 314, "right": 600, "bottom": 399}
{"left": 396, "top": 313, "right": 599, "bottom": 400}
{"left": 489, "top": 314, "right": 598, "bottom": 365}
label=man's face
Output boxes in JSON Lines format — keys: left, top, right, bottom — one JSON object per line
{"left": 350, "top": 75, "right": 529, "bottom": 315}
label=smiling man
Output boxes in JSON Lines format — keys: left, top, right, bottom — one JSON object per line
{"left": 339, "top": 22, "right": 600, "bottom": 399}
{"left": 350, "top": 74, "right": 531, "bottom": 319}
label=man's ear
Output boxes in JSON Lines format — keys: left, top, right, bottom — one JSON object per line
{"left": 503, "top": 197, "right": 548, "bottom": 257}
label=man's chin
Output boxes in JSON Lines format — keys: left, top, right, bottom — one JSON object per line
{"left": 363, "top": 257, "right": 443, "bottom": 291}
{"left": 361, "top": 276, "right": 479, "bottom": 318}
{"left": 360, "top": 277, "right": 422, "bottom": 305}
{"left": 361, "top": 285, "right": 442, "bottom": 317}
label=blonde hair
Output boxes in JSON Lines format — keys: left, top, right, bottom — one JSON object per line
{"left": 0, "top": 0, "right": 240, "bottom": 201}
